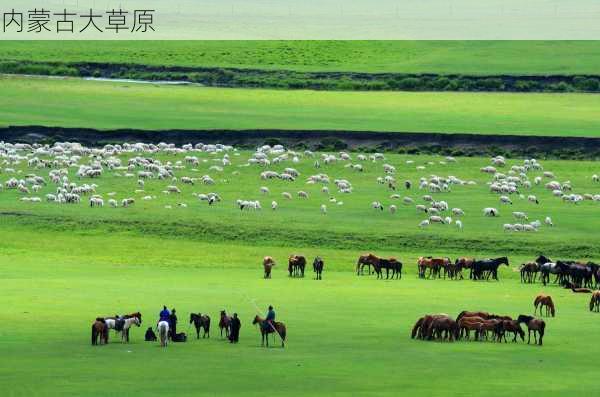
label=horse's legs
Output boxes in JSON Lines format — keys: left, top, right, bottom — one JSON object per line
{"left": 527, "top": 329, "right": 531, "bottom": 344}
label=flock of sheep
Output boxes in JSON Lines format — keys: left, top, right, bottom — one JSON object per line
{"left": 0, "top": 142, "right": 598, "bottom": 234}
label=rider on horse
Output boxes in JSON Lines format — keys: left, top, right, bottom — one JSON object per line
{"left": 159, "top": 306, "right": 170, "bottom": 324}
{"left": 264, "top": 305, "right": 276, "bottom": 331}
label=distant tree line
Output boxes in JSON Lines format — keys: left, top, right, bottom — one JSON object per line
{"left": 2, "top": 60, "right": 600, "bottom": 93}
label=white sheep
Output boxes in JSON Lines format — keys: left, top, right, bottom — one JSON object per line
{"left": 320, "top": 204, "right": 327, "bottom": 214}
{"left": 544, "top": 216, "right": 554, "bottom": 227}
{"left": 483, "top": 208, "right": 499, "bottom": 217}
{"left": 389, "top": 205, "right": 397, "bottom": 214}
{"left": 419, "top": 219, "right": 430, "bottom": 228}
{"left": 512, "top": 211, "right": 528, "bottom": 221}
{"left": 282, "top": 192, "right": 292, "bottom": 200}
{"left": 271, "top": 200, "right": 278, "bottom": 210}
{"left": 455, "top": 220, "right": 463, "bottom": 230}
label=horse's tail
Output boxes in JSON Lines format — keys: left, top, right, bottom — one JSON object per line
{"left": 411, "top": 317, "right": 423, "bottom": 339}
{"left": 539, "top": 321, "right": 546, "bottom": 341}
{"left": 590, "top": 295, "right": 595, "bottom": 311}
{"left": 280, "top": 325, "right": 287, "bottom": 343}
{"left": 550, "top": 301, "right": 556, "bottom": 317}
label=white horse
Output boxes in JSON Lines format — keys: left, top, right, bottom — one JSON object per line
{"left": 158, "top": 321, "right": 169, "bottom": 347}
{"left": 104, "top": 316, "right": 141, "bottom": 342}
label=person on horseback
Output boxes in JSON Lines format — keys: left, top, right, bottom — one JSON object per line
{"left": 159, "top": 305, "right": 170, "bottom": 324}
{"left": 264, "top": 305, "right": 276, "bottom": 332}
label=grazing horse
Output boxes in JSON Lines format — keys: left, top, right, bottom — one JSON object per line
{"left": 520, "top": 262, "right": 539, "bottom": 283}
{"left": 417, "top": 257, "right": 442, "bottom": 279}
{"left": 263, "top": 256, "right": 276, "bottom": 279}
{"left": 534, "top": 294, "right": 555, "bottom": 317}
{"left": 375, "top": 258, "right": 402, "bottom": 280}
{"left": 157, "top": 320, "right": 169, "bottom": 347}
{"left": 252, "top": 315, "right": 286, "bottom": 347}
{"left": 313, "top": 256, "right": 324, "bottom": 280}
{"left": 517, "top": 315, "right": 546, "bottom": 345}
{"left": 495, "top": 320, "right": 525, "bottom": 343}
{"left": 427, "top": 317, "right": 459, "bottom": 341}
{"left": 457, "top": 316, "right": 485, "bottom": 340}
{"left": 476, "top": 319, "right": 502, "bottom": 341}
{"left": 356, "top": 253, "right": 380, "bottom": 275}
{"left": 91, "top": 318, "right": 109, "bottom": 345}
{"left": 590, "top": 291, "right": 600, "bottom": 312}
{"left": 456, "top": 311, "right": 490, "bottom": 322}
{"left": 288, "top": 255, "right": 306, "bottom": 277}
{"left": 219, "top": 310, "right": 231, "bottom": 338}
{"left": 189, "top": 313, "right": 211, "bottom": 339}
{"left": 472, "top": 257, "right": 509, "bottom": 281}
{"left": 411, "top": 314, "right": 449, "bottom": 340}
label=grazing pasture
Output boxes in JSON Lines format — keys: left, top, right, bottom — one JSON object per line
{"left": 2, "top": 76, "right": 600, "bottom": 137}
{"left": 2, "top": 228, "right": 600, "bottom": 396}
{"left": 2, "top": 141, "right": 600, "bottom": 396}
{"left": 3, "top": 40, "right": 600, "bottom": 74}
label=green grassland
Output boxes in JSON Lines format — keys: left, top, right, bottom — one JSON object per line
{"left": 3, "top": 41, "right": 600, "bottom": 75}
{"left": 2, "top": 76, "right": 600, "bottom": 137}
{"left": 3, "top": 148, "right": 600, "bottom": 396}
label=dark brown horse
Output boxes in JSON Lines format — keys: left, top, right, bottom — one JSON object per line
{"left": 263, "top": 256, "right": 276, "bottom": 279}
{"left": 91, "top": 318, "right": 108, "bottom": 345}
{"left": 520, "top": 262, "right": 540, "bottom": 283}
{"left": 356, "top": 253, "right": 379, "bottom": 275}
{"left": 374, "top": 258, "right": 402, "bottom": 279}
{"left": 219, "top": 310, "right": 231, "bottom": 338}
{"left": 288, "top": 255, "right": 306, "bottom": 277}
{"left": 252, "top": 315, "right": 286, "bottom": 347}
{"left": 427, "top": 317, "right": 459, "bottom": 341}
{"left": 495, "top": 320, "right": 525, "bottom": 343}
{"left": 313, "top": 256, "right": 324, "bottom": 280}
{"left": 411, "top": 314, "right": 449, "bottom": 340}
{"left": 189, "top": 313, "right": 210, "bottom": 339}
{"left": 457, "top": 316, "right": 485, "bottom": 339}
{"left": 517, "top": 315, "right": 546, "bottom": 345}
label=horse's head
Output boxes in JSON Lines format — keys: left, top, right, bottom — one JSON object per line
{"left": 134, "top": 312, "right": 142, "bottom": 324}
{"left": 252, "top": 315, "right": 260, "bottom": 325}
{"left": 500, "top": 257, "right": 509, "bottom": 266}
{"left": 517, "top": 314, "right": 533, "bottom": 324}
{"left": 189, "top": 313, "right": 195, "bottom": 323}
{"left": 220, "top": 310, "right": 226, "bottom": 317}
{"left": 535, "top": 255, "right": 550, "bottom": 265}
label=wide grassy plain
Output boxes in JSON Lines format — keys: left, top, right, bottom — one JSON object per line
{"left": 3, "top": 41, "right": 600, "bottom": 75}
{"left": 2, "top": 147, "right": 600, "bottom": 396}
{"left": 2, "top": 76, "right": 600, "bottom": 137}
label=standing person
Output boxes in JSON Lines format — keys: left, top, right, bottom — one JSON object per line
{"left": 229, "top": 313, "right": 241, "bottom": 343}
{"left": 169, "top": 308, "right": 178, "bottom": 339}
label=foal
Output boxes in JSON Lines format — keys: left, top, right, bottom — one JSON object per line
{"left": 534, "top": 294, "right": 556, "bottom": 317}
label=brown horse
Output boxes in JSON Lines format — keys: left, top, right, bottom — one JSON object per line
{"left": 288, "top": 255, "right": 306, "bottom": 277}
{"left": 456, "top": 310, "right": 490, "bottom": 322}
{"left": 219, "top": 310, "right": 231, "bottom": 338}
{"left": 313, "top": 256, "right": 324, "bottom": 280}
{"left": 427, "top": 317, "right": 459, "bottom": 341}
{"left": 590, "top": 291, "right": 600, "bottom": 312}
{"left": 417, "top": 257, "right": 439, "bottom": 279}
{"left": 263, "top": 256, "right": 276, "bottom": 279}
{"left": 411, "top": 314, "right": 449, "bottom": 340}
{"left": 520, "top": 262, "right": 539, "bottom": 283}
{"left": 517, "top": 315, "right": 546, "bottom": 345}
{"left": 457, "top": 316, "right": 485, "bottom": 339}
{"left": 495, "top": 320, "right": 525, "bottom": 343}
{"left": 476, "top": 319, "right": 502, "bottom": 341}
{"left": 91, "top": 318, "right": 108, "bottom": 345}
{"left": 252, "top": 315, "right": 286, "bottom": 347}
{"left": 455, "top": 257, "right": 475, "bottom": 278}
{"left": 534, "top": 294, "right": 556, "bottom": 317}
{"left": 356, "top": 253, "right": 379, "bottom": 275}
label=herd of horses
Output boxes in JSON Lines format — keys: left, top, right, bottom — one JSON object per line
{"left": 262, "top": 255, "right": 324, "bottom": 280}
{"left": 412, "top": 310, "right": 546, "bottom": 345}
{"left": 92, "top": 310, "right": 286, "bottom": 347}
{"left": 520, "top": 255, "right": 600, "bottom": 288}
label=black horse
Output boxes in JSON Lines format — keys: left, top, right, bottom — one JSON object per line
{"left": 189, "top": 313, "right": 211, "bottom": 339}
{"left": 375, "top": 258, "right": 402, "bottom": 280}
{"left": 313, "top": 256, "right": 324, "bottom": 280}
{"left": 472, "top": 257, "right": 509, "bottom": 281}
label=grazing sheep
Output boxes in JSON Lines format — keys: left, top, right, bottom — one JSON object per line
{"left": 271, "top": 200, "right": 278, "bottom": 210}
{"left": 298, "top": 191, "right": 309, "bottom": 199}
{"left": 260, "top": 186, "right": 270, "bottom": 195}
{"left": 452, "top": 208, "right": 464, "bottom": 216}
{"left": 545, "top": 216, "right": 554, "bottom": 227}
{"left": 499, "top": 195, "right": 513, "bottom": 205}
{"left": 528, "top": 195, "right": 539, "bottom": 204}
{"left": 429, "top": 215, "right": 445, "bottom": 224}
{"left": 419, "top": 219, "right": 430, "bottom": 228}
{"left": 320, "top": 204, "right": 327, "bottom": 214}
{"left": 372, "top": 201, "right": 384, "bottom": 211}
{"left": 282, "top": 192, "right": 292, "bottom": 199}
{"left": 503, "top": 224, "right": 515, "bottom": 232}
{"left": 593, "top": 174, "right": 599, "bottom": 183}
{"left": 456, "top": 220, "right": 463, "bottom": 230}
{"left": 108, "top": 199, "right": 118, "bottom": 208}
{"left": 122, "top": 198, "right": 135, "bottom": 207}
{"left": 403, "top": 197, "right": 414, "bottom": 205}
{"left": 483, "top": 207, "right": 499, "bottom": 217}
{"left": 389, "top": 205, "right": 397, "bottom": 214}
{"left": 512, "top": 211, "right": 528, "bottom": 221}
